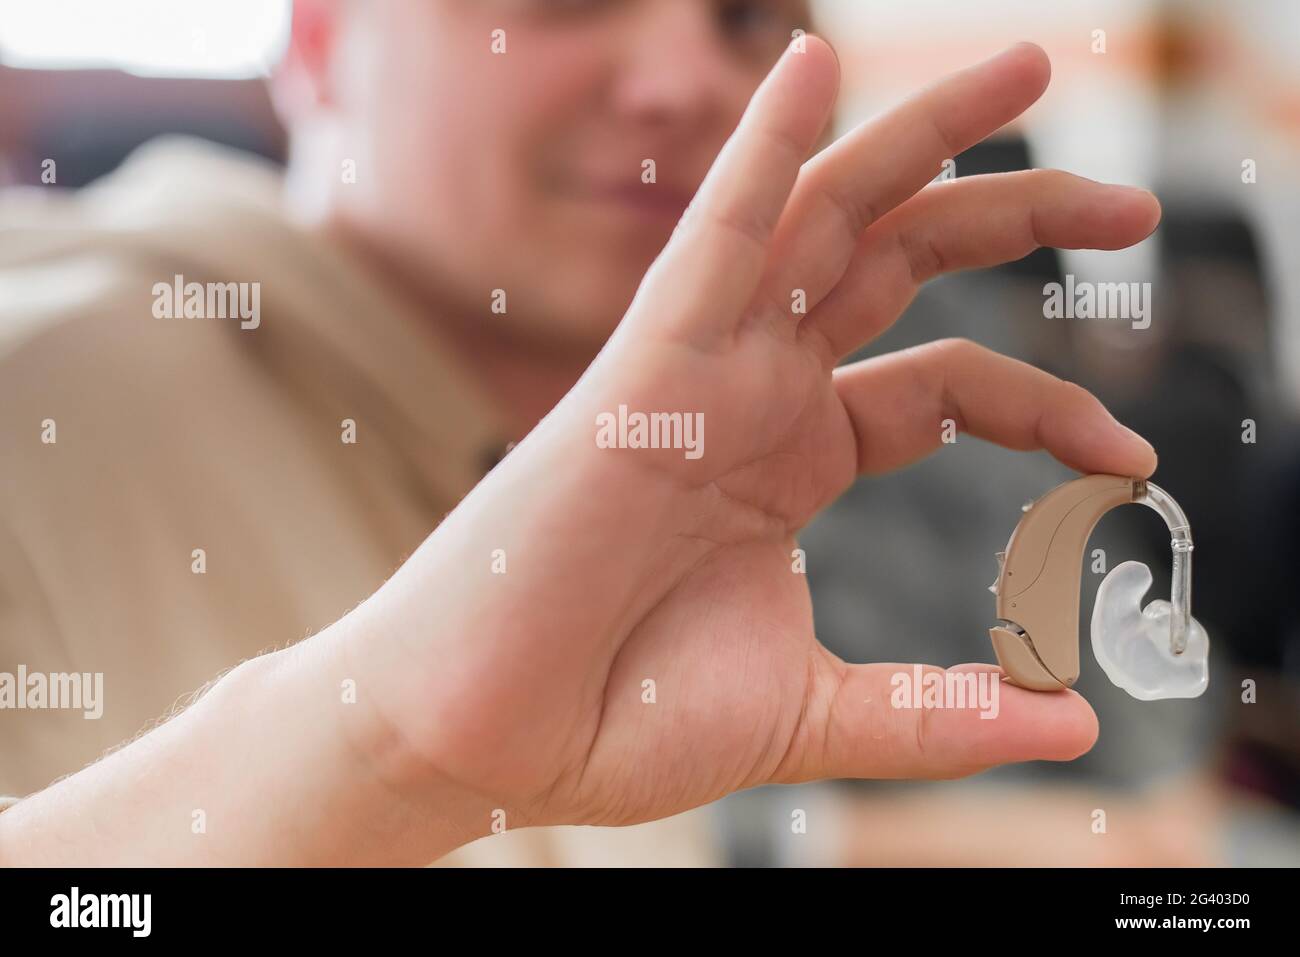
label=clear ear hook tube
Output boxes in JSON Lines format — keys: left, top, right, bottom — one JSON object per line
{"left": 1133, "top": 480, "right": 1193, "bottom": 656}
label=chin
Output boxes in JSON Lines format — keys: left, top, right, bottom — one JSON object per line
{"left": 555, "top": 260, "right": 649, "bottom": 316}
{"left": 557, "top": 292, "right": 635, "bottom": 343}
{"left": 550, "top": 214, "right": 674, "bottom": 270}
{"left": 491, "top": 280, "right": 626, "bottom": 351}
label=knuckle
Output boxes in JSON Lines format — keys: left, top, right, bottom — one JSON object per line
{"left": 703, "top": 204, "right": 773, "bottom": 257}
{"left": 895, "top": 226, "right": 946, "bottom": 285}
{"left": 931, "top": 336, "right": 982, "bottom": 361}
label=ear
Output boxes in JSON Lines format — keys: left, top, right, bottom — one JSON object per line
{"left": 270, "top": 0, "right": 342, "bottom": 116}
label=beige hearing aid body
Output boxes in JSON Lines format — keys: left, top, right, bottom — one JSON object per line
{"left": 989, "top": 473, "right": 1194, "bottom": 692}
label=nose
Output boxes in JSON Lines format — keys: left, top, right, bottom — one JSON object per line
{"left": 606, "top": 0, "right": 744, "bottom": 126}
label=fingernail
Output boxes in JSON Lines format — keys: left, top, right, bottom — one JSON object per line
{"left": 1111, "top": 184, "right": 1158, "bottom": 202}
{"left": 1113, "top": 419, "right": 1156, "bottom": 456}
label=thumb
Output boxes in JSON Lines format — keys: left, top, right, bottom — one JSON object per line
{"left": 780, "top": 661, "right": 1099, "bottom": 782}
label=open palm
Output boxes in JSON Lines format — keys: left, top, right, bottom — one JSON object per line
{"left": 350, "top": 39, "right": 1160, "bottom": 834}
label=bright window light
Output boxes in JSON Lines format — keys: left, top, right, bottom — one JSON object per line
{"left": 0, "top": 0, "right": 291, "bottom": 78}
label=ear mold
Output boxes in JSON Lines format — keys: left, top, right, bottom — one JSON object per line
{"left": 1091, "top": 560, "right": 1209, "bottom": 700}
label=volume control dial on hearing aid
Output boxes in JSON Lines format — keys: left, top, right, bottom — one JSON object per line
{"left": 988, "top": 473, "right": 1209, "bottom": 700}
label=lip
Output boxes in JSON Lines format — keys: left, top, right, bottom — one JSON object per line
{"left": 568, "top": 180, "right": 697, "bottom": 223}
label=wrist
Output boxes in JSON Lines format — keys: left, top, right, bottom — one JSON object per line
{"left": 0, "top": 632, "right": 486, "bottom": 866}
{"left": 228, "top": 628, "right": 493, "bottom": 865}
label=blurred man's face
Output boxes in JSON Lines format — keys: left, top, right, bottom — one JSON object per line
{"left": 307, "top": 0, "right": 810, "bottom": 348}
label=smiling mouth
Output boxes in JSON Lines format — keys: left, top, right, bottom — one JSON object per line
{"left": 572, "top": 181, "right": 696, "bottom": 223}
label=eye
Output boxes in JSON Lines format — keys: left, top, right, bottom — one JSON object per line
{"left": 717, "top": 0, "right": 779, "bottom": 35}
{"left": 714, "top": 0, "right": 801, "bottom": 59}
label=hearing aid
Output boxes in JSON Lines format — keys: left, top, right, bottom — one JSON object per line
{"left": 988, "top": 473, "right": 1209, "bottom": 700}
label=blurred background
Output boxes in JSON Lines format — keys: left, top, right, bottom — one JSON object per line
{"left": 2, "top": 0, "right": 1297, "bottom": 865}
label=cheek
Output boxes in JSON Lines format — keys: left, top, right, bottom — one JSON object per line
{"left": 381, "top": 40, "right": 579, "bottom": 248}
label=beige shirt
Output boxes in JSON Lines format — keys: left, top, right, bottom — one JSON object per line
{"left": 0, "top": 138, "right": 715, "bottom": 866}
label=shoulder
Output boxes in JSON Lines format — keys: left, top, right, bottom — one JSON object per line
{"left": 0, "top": 192, "right": 294, "bottom": 544}
{"left": 0, "top": 237, "right": 253, "bottom": 426}
{"left": 0, "top": 140, "right": 298, "bottom": 449}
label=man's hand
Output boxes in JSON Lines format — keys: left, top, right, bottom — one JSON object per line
{"left": 344, "top": 40, "right": 1161, "bottom": 839}
{"left": 0, "top": 39, "right": 1162, "bottom": 866}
